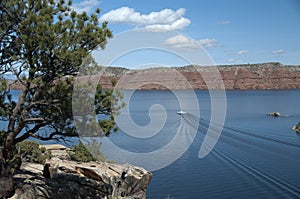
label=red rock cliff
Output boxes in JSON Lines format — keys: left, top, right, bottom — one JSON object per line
{"left": 98, "top": 62, "right": 300, "bottom": 90}
{"left": 8, "top": 62, "right": 300, "bottom": 90}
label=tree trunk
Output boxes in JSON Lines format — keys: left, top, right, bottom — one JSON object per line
{"left": 0, "top": 147, "right": 14, "bottom": 198}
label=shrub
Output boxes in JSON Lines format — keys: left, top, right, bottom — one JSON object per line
{"left": 16, "top": 140, "right": 52, "bottom": 164}
{"left": 68, "top": 140, "right": 109, "bottom": 162}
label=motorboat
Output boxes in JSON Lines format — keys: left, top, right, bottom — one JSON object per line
{"left": 177, "top": 110, "right": 187, "bottom": 115}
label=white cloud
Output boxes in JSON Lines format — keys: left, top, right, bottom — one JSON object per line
{"left": 198, "top": 38, "right": 218, "bottom": 49}
{"left": 272, "top": 49, "right": 284, "bottom": 55}
{"left": 99, "top": 7, "right": 191, "bottom": 31}
{"left": 237, "top": 50, "right": 248, "bottom": 55}
{"left": 164, "top": 35, "right": 218, "bottom": 50}
{"left": 228, "top": 58, "right": 243, "bottom": 63}
{"left": 143, "top": 18, "right": 190, "bottom": 32}
{"left": 72, "top": 0, "right": 100, "bottom": 13}
{"left": 164, "top": 35, "right": 198, "bottom": 49}
{"left": 217, "top": 20, "right": 231, "bottom": 25}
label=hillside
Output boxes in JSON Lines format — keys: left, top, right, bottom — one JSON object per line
{"left": 97, "top": 62, "right": 300, "bottom": 90}
{"left": 8, "top": 62, "right": 300, "bottom": 90}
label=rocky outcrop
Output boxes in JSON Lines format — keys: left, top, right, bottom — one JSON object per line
{"left": 41, "top": 144, "right": 70, "bottom": 160}
{"left": 292, "top": 123, "right": 300, "bottom": 133}
{"left": 9, "top": 144, "right": 152, "bottom": 199}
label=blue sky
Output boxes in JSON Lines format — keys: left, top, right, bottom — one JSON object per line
{"left": 73, "top": 0, "right": 300, "bottom": 68}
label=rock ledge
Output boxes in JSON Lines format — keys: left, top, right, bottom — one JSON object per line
{"left": 9, "top": 144, "right": 152, "bottom": 199}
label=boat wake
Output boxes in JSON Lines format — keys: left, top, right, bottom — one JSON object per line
{"left": 177, "top": 112, "right": 300, "bottom": 198}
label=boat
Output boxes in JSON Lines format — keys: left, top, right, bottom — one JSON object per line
{"left": 177, "top": 111, "right": 187, "bottom": 115}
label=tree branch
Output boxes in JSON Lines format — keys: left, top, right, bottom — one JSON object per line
{"left": 8, "top": 63, "right": 26, "bottom": 86}
{"left": 30, "top": 131, "right": 78, "bottom": 141}
{"left": 23, "top": 117, "right": 51, "bottom": 122}
{"left": 14, "top": 123, "right": 44, "bottom": 143}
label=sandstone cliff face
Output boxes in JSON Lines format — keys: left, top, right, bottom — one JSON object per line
{"left": 10, "top": 144, "right": 152, "bottom": 199}
{"left": 8, "top": 62, "right": 300, "bottom": 90}
{"left": 216, "top": 63, "right": 300, "bottom": 90}
{"left": 99, "top": 62, "right": 300, "bottom": 90}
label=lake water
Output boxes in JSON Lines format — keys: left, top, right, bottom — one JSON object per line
{"left": 2, "top": 89, "right": 300, "bottom": 198}
{"left": 107, "top": 89, "right": 300, "bottom": 198}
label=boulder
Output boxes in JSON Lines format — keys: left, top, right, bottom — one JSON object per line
{"left": 292, "top": 122, "right": 300, "bottom": 133}
{"left": 20, "top": 162, "right": 44, "bottom": 175}
{"left": 44, "top": 159, "right": 152, "bottom": 198}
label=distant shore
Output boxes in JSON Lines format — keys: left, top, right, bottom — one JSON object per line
{"left": 8, "top": 62, "right": 300, "bottom": 90}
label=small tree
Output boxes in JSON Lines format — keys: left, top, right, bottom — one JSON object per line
{"left": 68, "top": 140, "right": 110, "bottom": 162}
{"left": 0, "top": 0, "right": 121, "bottom": 197}
{"left": 16, "top": 140, "right": 52, "bottom": 164}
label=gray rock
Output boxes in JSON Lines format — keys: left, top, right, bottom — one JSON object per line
{"left": 292, "top": 123, "right": 300, "bottom": 133}
{"left": 40, "top": 144, "right": 71, "bottom": 160}
{"left": 20, "top": 162, "right": 44, "bottom": 176}
{"left": 10, "top": 158, "right": 152, "bottom": 199}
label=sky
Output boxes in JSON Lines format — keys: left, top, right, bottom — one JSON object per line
{"left": 72, "top": 0, "right": 300, "bottom": 68}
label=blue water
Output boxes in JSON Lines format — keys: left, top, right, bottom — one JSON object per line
{"left": 107, "top": 89, "right": 300, "bottom": 198}
{"left": 2, "top": 89, "right": 300, "bottom": 198}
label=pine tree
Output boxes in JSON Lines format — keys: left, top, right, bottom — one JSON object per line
{"left": 0, "top": 1, "right": 120, "bottom": 197}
